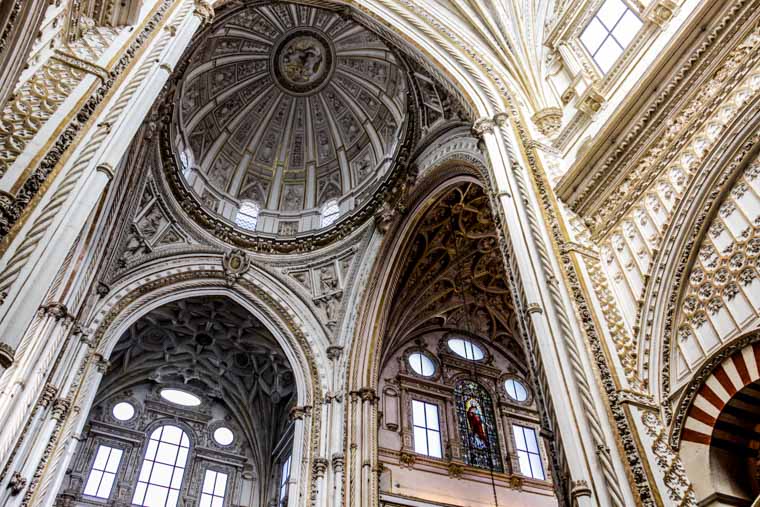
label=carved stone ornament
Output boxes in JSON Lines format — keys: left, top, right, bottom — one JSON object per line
{"left": 51, "top": 397, "right": 72, "bottom": 421}
{"left": 313, "top": 458, "right": 329, "bottom": 478}
{"left": 7, "top": 471, "right": 26, "bottom": 495}
{"left": 531, "top": 107, "right": 563, "bottom": 138}
{"left": 193, "top": 0, "right": 214, "bottom": 24}
{"left": 645, "top": 0, "right": 678, "bottom": 27}
{"left": 577, "top": 86, "right": 605, "bottom": 116}
{"left": 331, "top": 453, "right": 345, "bottom": 472}
{"left": 447, "top": 462, "right": 464, "bottom": 478}
{"left": 289, "top": 405, "right": 311, "bottom": 421}
{"left": 0, "top": 342, "right": 15, "bottom": 368}
{"left": 399, "top": 451, "right": 416, "bottom": 468}
{"left": 471, "top": 117, "right": 495, "bottom": 137}
{"left": 509, "top": 475, "right": 523, "bottom": 490}
{"left": 571, "top": 480, "right": 592, "bottom": 498}
{"left": 222, "top": 249, "right": 251, "bottom": 285}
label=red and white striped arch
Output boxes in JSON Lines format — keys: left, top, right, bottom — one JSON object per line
{"left": 681, "top": 342, "right": 760, "bottom": 445}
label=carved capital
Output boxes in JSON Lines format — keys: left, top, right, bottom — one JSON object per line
{"left": 289, "top": 405, "right": 311, "bottom": 421}
{"left": 331, "top": 453, "right": 345, "bottom": 472}
{"left": 7, "top": 472, "right": 26, "bottom": 495}
{"left": 571, "top": 480, "right": 592, "bottom": 499}
{"left": 645, "top": 0, "right": 678, "bottom": 27}
{"left": 447, "top": 462, "right": 464, "bottom": 478}
{"left": 493, "top": 111, "right": 510, "bottom": 127}
{"left": 193, "top": 0, "right": 215, "bottom": 24}
{"left": 471, "top": 117, "right": 495, "bottom": 137}
{"left": 359, "top": 387, "right": 377, "bottom": 403}
{"left": 39, "top": 383, "right": 59, "bottom": 408}
{"left": 399, "top": 451, "right": 415, "bottom": 468}
{"left": 51, "top": 397, "right": 71, "bottom": 421}
{"left": 0, "top": 342, "right": 15, "bottom": 368}
{"left": 577, "top": 86, "right": 605, "bottom": 116}
{"left": 40, "top": 302, "right": 74, "bottom": 322}
{"left": 531, "top": 107, "right": 563, "bottom": 138}
{"left": 313, "top": 458, "right": 329, "bottom": 478}
{"left": 326, "top": 345, "right": 343, "bottom": 360}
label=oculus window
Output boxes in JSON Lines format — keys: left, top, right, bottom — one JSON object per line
{"left": 504, "top": 378, "right": 529, "bottom": 402}
{"left": 235, "top": 201, "right": 260, "bottom": 231}
{"left": 408, "top": 352, "right": 435, "bottom": 377}
{"left": 320, "top": 200, "right": 340, "bottom": 228}
{"left": 112, "top": 401, "right": 135, "bottom": 421}
{"left": 412, "top": 400, "right": 442, "bottom": 458}
{"left": 132, "top": 425, "right": 190, "bottom": 507}
{"left": 580, "top": 0, "right": 643, "bottom": 73}
{"left": 159, "top": 388, "right": 201, "bottom": 407}
{"left": 83, "top": 445, "right": 122, "bottom": 499}
{"left": 213, "top": 427, "right": 234, "bottom": 446}
{"left": 513, "top": 424, "right": 545, "bottom": 480}
{"left": 200, "top": 470, "right": 228, "bottom": 507}
{"left": 447, "top": 337, "right": 484, "bottom": 361}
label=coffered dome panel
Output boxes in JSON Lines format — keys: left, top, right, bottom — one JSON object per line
{"left": 173, "top": 2, "right": 409, "bottom": 237}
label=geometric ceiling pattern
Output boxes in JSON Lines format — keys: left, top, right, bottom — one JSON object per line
{"left": 100, "top": 296, "right": 295, "bottom": 470}
{"left": 384, "top": 183, "right": 527, "bottom": 367}
{"left": 175, "top": 2, "right": 408, "bottom": 231}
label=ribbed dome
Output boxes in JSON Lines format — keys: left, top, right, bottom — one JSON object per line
{"left": 174, "top": 3, "right": 408, "bottom": 235}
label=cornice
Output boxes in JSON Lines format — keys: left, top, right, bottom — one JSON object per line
{"left": 557, "top": 0, "right": 757, "bottom": 216}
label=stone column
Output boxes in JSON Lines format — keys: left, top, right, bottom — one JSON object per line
{"left": 474, "top": 114, "right": 632, "bottom": 507}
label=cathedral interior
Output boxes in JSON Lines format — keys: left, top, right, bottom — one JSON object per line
{"left": 0, "top": 0, "right": 757, "bottom": 506}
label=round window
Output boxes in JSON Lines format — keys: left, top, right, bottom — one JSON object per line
{"left": 213, "top": 427, "right": 234, "bottom": 446}
{"left": 407, "top": 352, "right": 435, "bottom": 377}
{"left": 112, "top": 401, "right": 135, "bottom": 421}
{"left": 504, "top": 378, "right": 528, "bottom": 402}
{"left": 447, "top": 337, "right": 484, "bottom": 361}
{"left": 160, "top": 388, "right": 201, "bottom": 407}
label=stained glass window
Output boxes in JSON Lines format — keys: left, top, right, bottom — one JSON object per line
{"left": 454, "top": 381, "right": 502, "bottom": 471}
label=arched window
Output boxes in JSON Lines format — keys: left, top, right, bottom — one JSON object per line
{"left": 132, "top": 425, "right": 190, "bottom": 507}
{"left": 235, "top": 201, "right": 260, "bottom": 231}
{"left": 279, "top": 455, "right": 292, "bottom": 506}
{"left": 454, "top": 381, "right": 502, "bottom": 471}
{"left": 320, "top": 199, "right": 340, "bottom": 228}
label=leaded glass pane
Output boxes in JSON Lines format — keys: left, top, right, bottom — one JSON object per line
{"left": 455, "top": 381, "right": 503, "bottom": 471}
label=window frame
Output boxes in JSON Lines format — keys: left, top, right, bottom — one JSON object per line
{"left": 410, "top": 399, "right": 443, "bottom": 459}
{"left": 579, "top": 0, "right": 644, "bottom": 75}
{"left": 405, "top": 350, "right": 437, "bottom": 378}
{"left": 446, "top": 336, "right": 486, "bottom": 361}
{"left": 512, "top": 424, "right": 546, "bottom": 480}
{"left": 131, "top": 424, "right": 192, "bottom": 507}
{"left": 279, "top": 454, "right": 292, "bottom": 506}
{"left": 235, "top": 200, "right": 260, "bottom": 231}
{"left": 320, "top": 199, "right": 340, "bottom": 228}
{"left": 199, "top": 467, "right": 229, "bottom": 507}
{"left": 82, "top": 442, "right": 125, "bottom": 500}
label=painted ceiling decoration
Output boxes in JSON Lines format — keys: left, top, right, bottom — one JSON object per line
{"left": 172, "top": 2, "right": 409, "bottom": 236}
{"left": 384, "top": 182, "right": 527, "bottom": 367}
{"left": 97, "top": 296, "right": 295, "bottom": 470}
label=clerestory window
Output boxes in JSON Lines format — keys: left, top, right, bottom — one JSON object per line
{"left": 236, "top": 201, "right": 260, "bottom": 231}
{"left": 132, "top": 425, "right": 190, "bottom": 507}
{"left": 580, "top": 0, "right": 643, "bottom": 73}
{"left": 412, "top": 400, "right": 442, "bottom": 458}
{"left": 513, "top": 424, "right": 545, "bottom": 480}
{"left": 200, "top": 469, "right": 228, "bottom": 507}
{"left": 320, "top": 199, "right": 340, "bottom": 228}
{"left": 83, "top": 445, "right": 123, "bottom": 499}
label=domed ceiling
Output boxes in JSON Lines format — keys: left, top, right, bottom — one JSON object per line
{"left": 173, "top": 2, "right": 409, "bottom": 237}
